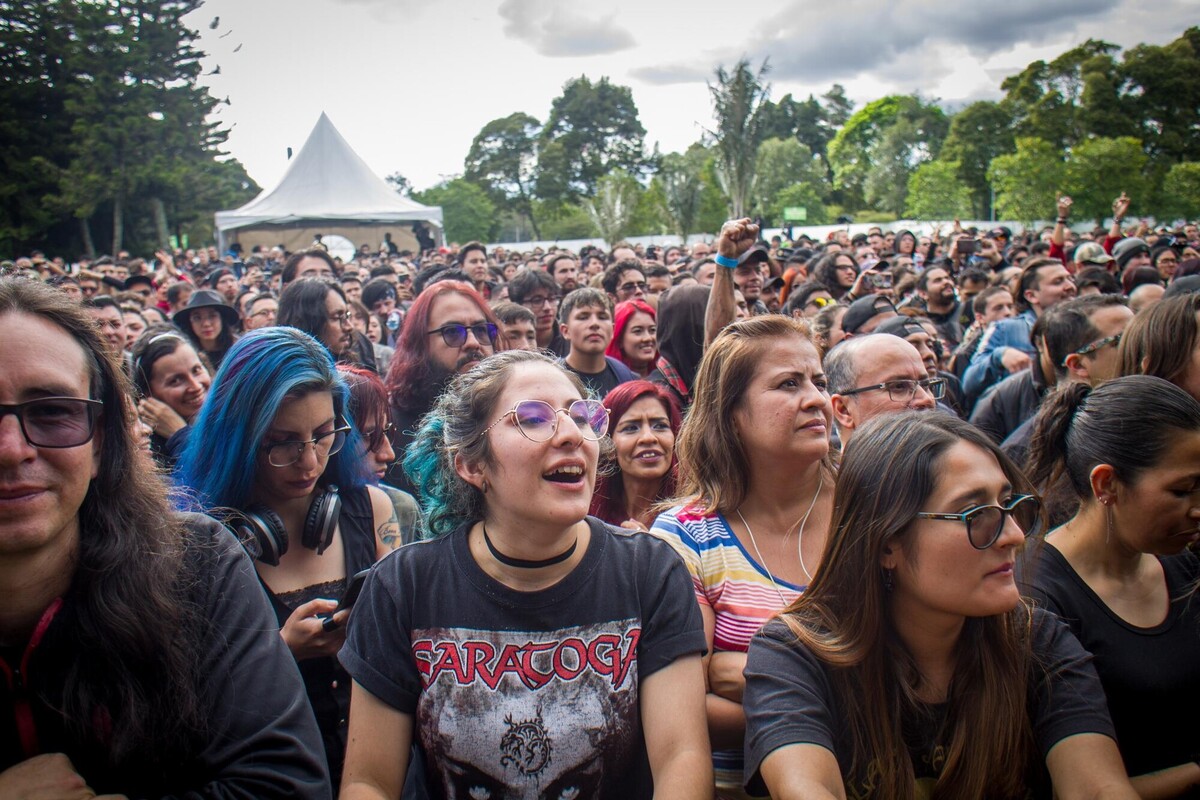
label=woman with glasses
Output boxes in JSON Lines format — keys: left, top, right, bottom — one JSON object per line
{"left": 130, "top": 324, "right": 212, "bottom": 468}
{"left": 340, "top": 350, "right": 710, "bottom": 799}
{"left": 1025, "top": 376, "right": 1200, "bottom": 797}
{"left": 652, "top": 311, "right": 835, "bottom": 800}
{"left": 338, "top": 365, "right": 420, "bottom": 547}
{"left": 177, "top": 327, "right": 398, "bottom": 789}
{"left": 743, "top": 411, "right": 1137, "bottom": 799}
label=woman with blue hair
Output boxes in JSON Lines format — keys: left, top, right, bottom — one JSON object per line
{"left": 177, "top": 326, "right": 399, "bottom": 790}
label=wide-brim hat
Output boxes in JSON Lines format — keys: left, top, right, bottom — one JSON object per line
{"left": 173, "top": 289, "right": 240, "bottom": 329}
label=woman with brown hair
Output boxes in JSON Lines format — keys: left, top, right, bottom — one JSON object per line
{"left": 653, "top": 305, "right": 834, "bottom": 797}
{"left": 1119, "top": 293, "right": 1200, "bottom": 400}
{"left": 743, "top": 412, "right": 1136, "bottom": 799}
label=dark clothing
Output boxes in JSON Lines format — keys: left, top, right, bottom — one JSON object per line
{"left": 341, "top": 518, "right": 707, "bottom": 799}
{"left": 386, "top": 401, "right": 431, "bottom": 498}
{"left": 149, "top": 424, "right": 191, "bottom": 471}
{"left": 1001, "top": 415, "right": 1035, "bottom": 469}
{"left": 968, "top": 366, "right": 1049, "bottom": 445}
{"left": 1024, "top": 546, "right": 1200, "bottom": 778}
{"left": 926, "top": 302, "right": 964, "bottom": 351}
{"left": 564, "top": 355, "right": 636, "bottom": 400}
{"left": 344, "top": 330, "right": 379, "bottom": 374}
{"left": 743, "top": 608, "right": 1114, "bottom": 798}
{"left": 654, "top": 285, "right": 709, "bottom": 401}
{"left": 264, "top": 485, "right": 377, "bottom": 789}
{"left": 0, "top": 514, "right": 331, "bottom": 797}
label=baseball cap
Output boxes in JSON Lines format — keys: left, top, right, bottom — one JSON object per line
{"left": 842, "top": 295, "right": 898, "bottom": 335}
{"left": 875, "top": 315, "right": 928, "bottom": 340}
{"left": 1073, "top": 242, "right": 1114, "bottom": 266}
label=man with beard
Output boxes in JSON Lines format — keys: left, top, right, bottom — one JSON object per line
{"left": 384, "top": 282, "right": 502, "bottom": 495}
{"left": 277, "top": 277, "right": 377, "bottom": 372}
{"left": 909, "top": 266, "right": 962, "bottom": 349}
{"left": 547, "top": 253, "right": 580, "bottom": 294}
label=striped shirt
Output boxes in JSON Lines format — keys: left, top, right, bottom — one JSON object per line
{"left": 652, "top": 504, "right": 804, "bottom": 798}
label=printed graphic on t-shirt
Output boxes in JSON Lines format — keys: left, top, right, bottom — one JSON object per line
{"left": 412, "top": 619, "right": 642, "bottom": 799}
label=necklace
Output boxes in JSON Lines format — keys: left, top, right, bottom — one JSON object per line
{"left": 482, "top": 524, "right": 578, "bottom": 569}
{"left": 736, "top": 472, "right": 825, "bottom": 605}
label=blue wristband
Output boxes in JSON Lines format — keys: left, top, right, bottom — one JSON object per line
{"left": 715, "top": 254, "right": 738, "bottom": 269}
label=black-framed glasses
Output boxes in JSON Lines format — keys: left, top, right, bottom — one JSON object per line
{"left": 523, "top": 294, "right": 559, "bottom": 309}
{"left": 479, "top": 399, "right": 609, "bottom": 443}
{"left": 328, "top": 311, "right": 354, "bottom": 328}
{"left": 261, "top": 423, "right": 351, "bottom": 467}
{"left": 915, "top": 494, "right": 1043, "bottom": 550}
{"left": 840, "top": 377, "right": 945, "bottom": 402}
{"left": 427, "top": 323, "right": 498, "bottom": 348}
{"left": 1065, "top": 332, "right": 1121, "bottom": 366}
{"left": 361, "top": 422, "right": 395, "bottom": 452}
{"left": 0, "top": 397, "right": 104, "bottom": 448}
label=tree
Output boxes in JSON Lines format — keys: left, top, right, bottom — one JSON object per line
{"left": 987, "top": 138, "right": 1065, "bottom": 224}
{"left": 385, "top": 172, "right": 411, "bottom": 195}
{"left": 905, "top": 161, "right": 973, "bottom": 219}
{"left": 538, "top": 76, "right": 646, "bottom": 200}
{"left": 414, "top": 179, "right": 496, "bottom": 244}
{"left": 1164, "top": 162, "right": 1200, "bottom": 220}
{"left": 940, "top": 101, "right": 1014, "bottom": 218}
{"left": 1119, "top": 29, "right": 1200, "bottom": 164}
{"left": 656, "top": 152, "right": 704, "bottom": 243}
{"left": 828, "top": 95, "right": 948, "bottom": 215}
{"left": 1065, "top": 137, "right": 1149, "bottom": 223}
{"left": 463, "top": 112, "right": 542, "bottom": 238}
{"left": 752, "top": 138, "right": 829, "bottom": 224}
{"left": 583, "top": 170, "right": 640, "bottom": 246}
{"left": 772, "top": 183, "right": 828, "bottom": 226}
{"left": 708, "top": 58, "right": 772, "bottom": 218}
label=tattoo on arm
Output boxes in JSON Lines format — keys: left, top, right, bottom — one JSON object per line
{"left": 377, "top": 509, "right": 402, "bottom": 551}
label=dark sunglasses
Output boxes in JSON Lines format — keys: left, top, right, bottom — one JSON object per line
{"left": 427, "top": 322, "right": 498, "bottom": 348}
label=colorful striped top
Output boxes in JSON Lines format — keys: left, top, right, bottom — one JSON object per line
{"left": 652, "top": 503, "right": 805, "bottom": 798}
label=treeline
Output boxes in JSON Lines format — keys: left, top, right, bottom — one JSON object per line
{"left": 417, "top": 28, "right": 1200, "bottom": 244}
{"left": 0, "top": 0, "right": 257, "bottom": 257}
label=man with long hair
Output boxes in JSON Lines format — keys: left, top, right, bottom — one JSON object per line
{"left": 0, "top": 279, "right": 330, "bottom": 797}
{"left": 383, "top": 281, "right": 503, "bottom": 495}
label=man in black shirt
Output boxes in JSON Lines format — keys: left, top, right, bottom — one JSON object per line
{"left": 559, "top": 287, "right": 635, "bottom": 399}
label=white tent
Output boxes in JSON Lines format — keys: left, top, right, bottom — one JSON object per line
{"left": 215, "top": 112, "right": 442, "bottom": 255}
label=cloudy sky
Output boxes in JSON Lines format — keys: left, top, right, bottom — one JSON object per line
{"left": 185, "top": 0, "right": 1190, "bottom": 193}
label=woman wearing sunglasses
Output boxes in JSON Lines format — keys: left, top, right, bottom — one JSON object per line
{"left": 340, "top": 350, "right": 710, "bottom": 799}
{"left": 1026, "top": 376, "right": 1200, "bottom": 798}
{"left": 177, "top": 327, "right": 399, "bottom": 789}
{"left": 743, "top": 412, "right": 1137, "bottom": 800}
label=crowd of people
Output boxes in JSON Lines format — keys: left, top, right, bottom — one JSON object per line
{"left": 2, "top": 192, "right": 1199, "bottom": 799}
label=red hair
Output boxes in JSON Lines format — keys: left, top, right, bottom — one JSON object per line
{"left": 605, "top": 299, "right": 657, "bottom": 374}
{"left": 588, "top": 380, "right": 681, "bottom": 526}
{"left": 384, "top": 281, "right": 503, "bottom": 411}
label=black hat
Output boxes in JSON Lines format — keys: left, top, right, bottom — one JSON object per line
{"left": 206, "top": 267, "right": 234, "bottom": 288}
{"left": 1113, "top": 237, "right": 1151, "bottom": 270}
{"left": 841, "top": 295, "right": 898, "bottom": 334}
{"left": 1164, "top": 275, "right": 1200, "bottom": 298}
{"left": 875, "top": 315, "right": 928, "bottom": 340}
{"left": 173, "top": 289, "right": 240, "bottom": 330}
{"left": 737, "top": 243, "right": 771, "bottom": 268}
{"left": 124, "top": 274, "right": 154, "bottom": 291}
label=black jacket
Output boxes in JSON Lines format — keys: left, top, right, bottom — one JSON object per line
{"left": 0, "top": 515, "right": 331, "bottom": 798}
{"left": 968, "top": 365, "right": 1049, "bottom": 445}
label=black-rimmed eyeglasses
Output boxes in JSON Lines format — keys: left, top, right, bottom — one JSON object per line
{"left": 0, "top": 397, "right": 104, "bottom": 448}
{"left": 915, "top": 494, "right": 1042, "bottom": 550}
{"left": 839, "top": 378, "right": 945, "bottom": 402}
{"left": 261, "top": 423, "right": 351, "bottom": 467}
{"left": 427, "top": 323, "right": 498, "bottom": 348}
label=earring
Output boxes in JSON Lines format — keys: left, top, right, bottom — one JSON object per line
{"left": 882, "top": 568, "right": 894, "bottom": 593}
{"left": 481, "top": 477, "right": 489, "bottom": 495}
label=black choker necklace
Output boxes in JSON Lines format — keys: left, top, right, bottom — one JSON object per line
{"left": 482, "top": 524, "right": 577, "bottom": 569}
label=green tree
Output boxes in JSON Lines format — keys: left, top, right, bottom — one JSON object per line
{"left": 538, "top": 76, "right": 646, "bottom": 201}
{"left": 987, "top": 138, "right": 1065, "bottom": 224}
{"left": 584, "top": 170, "right": 640, "bottom": 246}
{"left": 827, "top": 95, "right": 948, "bottom": 214}
{"left": 657, "top": 151, "right": 704, "bottom": 242}
{"left": 772, "top": 183, "right": 828, "bottom": 226}
{"left": 385, "top": 172, "right": 411, "bottom": 195}
{"left": 1064, "top": 137, "right": 1149, "bottom": 223}
{"left": 1164, "top": 162, "right": 1200, "bottom": 219}
{"left": 414, "top": 178, "right": 496, "bottom": 244}
{"left": 1119, "top": 29, "right": 1200, "bottom": 164}
{"left": 752, "top": 138, "right": 829, "bottom": 224}
{"left": 535, "top": 201, "right": 596, "bottom": 240}
{"left": 708, "top": 58, "right": 772, "bottom": 217}
{"left": 463, "top": 112, "right": 542, "bottom": 238}
{"left": 940, "top": 101, "right": 1014, "bottom": 218}
{"left": 905, "top": 161, "right": 973, "bottom": 219}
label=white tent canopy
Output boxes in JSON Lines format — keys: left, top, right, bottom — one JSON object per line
{"left": 215, "top": 112, "right": 442, "bottom": 252}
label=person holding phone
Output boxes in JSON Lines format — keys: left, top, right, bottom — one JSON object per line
{"left": 177, "top": 327, "right": 399, "bottom": 789}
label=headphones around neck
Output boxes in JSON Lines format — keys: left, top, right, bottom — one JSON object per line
{"left": 226, "top": 485, "right": 342, "bottom": 567}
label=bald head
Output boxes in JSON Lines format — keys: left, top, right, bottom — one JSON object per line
{"left": 1129, "top": 282, "right": 1165, "bottom": 314}
{"left": 826, "top": 334, "right": 937, "bottom": 442}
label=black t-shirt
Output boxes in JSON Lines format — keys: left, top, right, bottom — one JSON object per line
{"left": 341, "top": 517, "right": 706, "bottom": 799}
{"left": 564, "top": 356, "right": 635, "bottom": 400}
{"left": 1024, "top": 545, "right": 1200, "bottom": 777}
{"left": 743, "top": 607, "right": 1114, "bottom": 799}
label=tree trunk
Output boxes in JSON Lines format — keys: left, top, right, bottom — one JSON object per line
{"left": 80, "top": 216, "right": 96, "bottom": 258}
{"left": 151, "top": 197, "right": 169, "bottom": 248}
{"left": 111, "top": 194, "right": 123, "bottom": 255}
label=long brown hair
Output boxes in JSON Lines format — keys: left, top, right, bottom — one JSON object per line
{"left": 783, "top": 412, "right": 1035, "bottom": 799}
{"left": 674, "top": 315, "right": 830, "bottom": 514}
{"left": 1118, "top": 293, "right": 1200, "bottom": 389}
